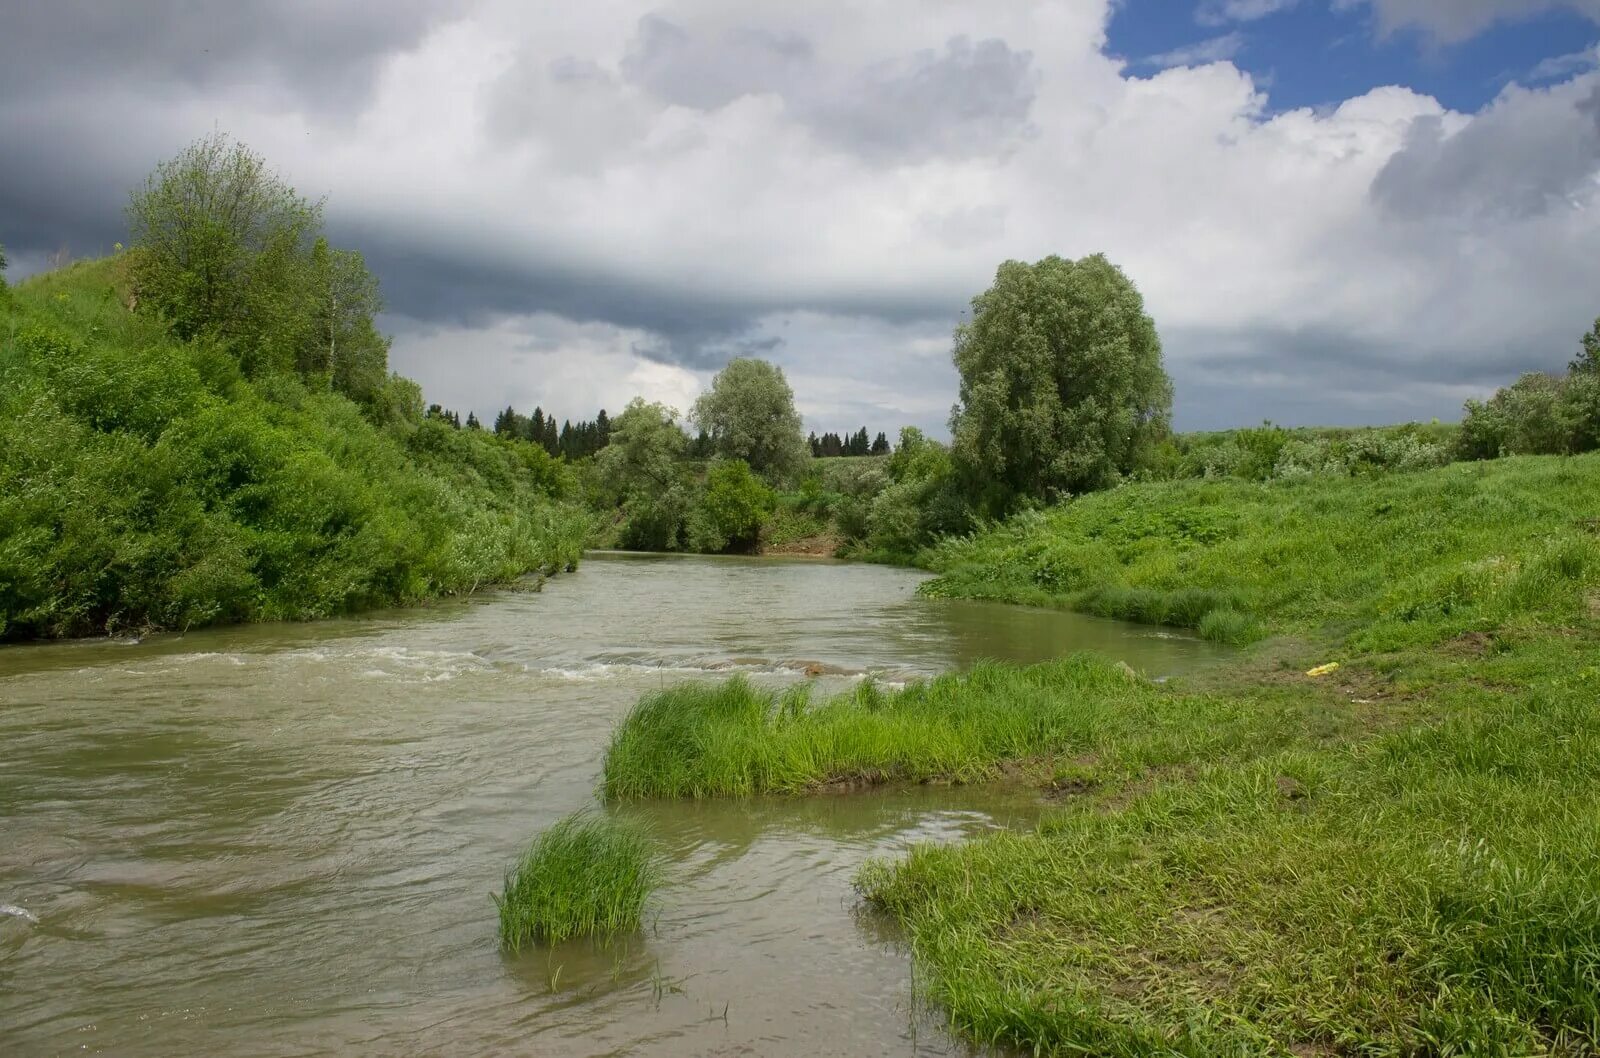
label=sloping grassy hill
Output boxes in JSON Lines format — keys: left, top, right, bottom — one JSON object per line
{"left": 600, "top": 454, "right": 1600, "bottom": 1054}
{"left": 925, "top": 455, "right": 1600, "bottom": 649}
{"left": 0, "top": 259, "right": 587, "bottom": 640}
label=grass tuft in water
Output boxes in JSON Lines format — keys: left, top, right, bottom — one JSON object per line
{"left": 494, "top": 812, "right": 660, "bottom": 951}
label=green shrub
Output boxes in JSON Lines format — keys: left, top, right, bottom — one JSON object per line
{"left": 698, "top": 458, "right": 775, "bottom": 552}
{"left": 494, "top": 813, "right": 660, "bottom": 950}
{"left": 0, "top": 259, "right": 582, "bottom": 640}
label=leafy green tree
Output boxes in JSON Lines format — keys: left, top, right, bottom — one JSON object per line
{"left": 1458, "top": 372, "right": 1587, "bottom": 458}
{"left": 950, "top": 254, "right": 1172, "bottom": 511}
{"left": 691, "top": 358, "right": 810, "bottom": 485}
{"left": 1573, "top": 317, "right": 1600, "bottom": 376}
{"left": 126, "top": 133, "right": 323, "bottom": 375}
{"left": 597, "top": 399, "right": 695, "bottom": 549}
{"left": 698, "top": 459, "right": 775, "bottom": 552}
{"left": 306, "top": 237, "right": 388, "bottom": 404}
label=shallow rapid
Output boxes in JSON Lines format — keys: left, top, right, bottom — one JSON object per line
{"left": 0, "top": 553, "right": 1227, "bottom": 1056}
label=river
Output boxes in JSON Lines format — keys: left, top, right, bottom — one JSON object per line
{"left": 0, "top": 553, "right": 1227, "bottom": 1056}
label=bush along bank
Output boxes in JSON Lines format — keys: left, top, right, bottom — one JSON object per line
{"left": 0, "top": 259, "right": 588, "bottom": 640}
{"left": 599, "top": 451, "right": 1600, "bottom": 1054}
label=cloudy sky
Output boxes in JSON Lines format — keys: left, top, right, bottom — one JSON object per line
{"left": 3, "top": 0, "right": 1598, "bottom": 435}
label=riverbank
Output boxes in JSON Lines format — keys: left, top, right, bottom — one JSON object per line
{"left": 604, "top": 453, "right": 1600, "bottom": 1054}
{"left": 1, "top": 552, "right": 1148, "bottom": 1056}
{"left": 0, "top": 260, "right": 587, "bottom": 641}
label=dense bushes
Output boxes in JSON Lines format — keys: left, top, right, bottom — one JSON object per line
{"left": 0, "top": 261, "right": 586, "bottom": 640}
{"left": 1457, "top": 370, "right": 1600, "bottom": 459}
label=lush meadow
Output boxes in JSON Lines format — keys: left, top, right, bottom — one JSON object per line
{"left": 599, "top": 451, "right": 1600, "bottom": 1054}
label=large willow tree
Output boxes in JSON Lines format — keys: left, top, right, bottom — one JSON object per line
{"left": 950, "top": 254, "right": 1172, "bottom": 513}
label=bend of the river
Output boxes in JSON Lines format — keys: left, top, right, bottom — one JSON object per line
{"left": 0, "top": 553, "right": 1228, "bottom": 1057}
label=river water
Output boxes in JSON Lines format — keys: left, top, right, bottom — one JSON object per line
{"left": 0, "top": 553, "right": 1227, "bottom": 1057}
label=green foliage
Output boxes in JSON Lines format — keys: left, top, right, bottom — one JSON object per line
{"left": 1458, "top": 371, "right": 1600, "bottom": 459}
{"left": 1157, "top": 422, "right": 1454, "bottom": 483}
{"left": 949, "top": 254, "right": 1173, "bottom": 513}
{"left": 0, "top": 260, "right": 583, "bottom": 640}
{"left": 926, "top": 454, "right": 1600, "bottom": 650}
{"left": 595, "top": 399, "right": 698, "bottom": 551}
{"left": 125, "top": 133, "right": 392, "bottom": 414}
{"left": 841, "top": 428, "right": 971, "bottom": 561}
{"left": 697, "top": 459, "right": 775, "bottom": 553}
{"left": 494, "top": 812, "right": 660, "bottom": 950}
{"left": 1573, "top": 316, "right": 1600, "bottom": 376}
{"left": 691, "top": 358, "right": 810, "bottom": 486}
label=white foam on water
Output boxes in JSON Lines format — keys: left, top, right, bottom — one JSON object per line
{"left": 0, "top": 904, "right": 39, "bottom": 924}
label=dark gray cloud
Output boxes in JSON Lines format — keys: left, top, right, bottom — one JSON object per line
{"left": 1166, "top": 323, "right": 1540, "bottom": 430}
{"left": 0, "top": 0, "right": 455, "bottom": 106}
{"left": 618, "top": 16, "right": 1037, "bottom": 161}
{"left": 345, "top": 223, "right": 960, "bottom": 371}
{"left": 1371, "top": 80, "right": 1600, "bottom": 219}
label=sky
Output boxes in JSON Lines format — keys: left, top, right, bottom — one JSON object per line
{"left": 2, "top": 0, "right": 1598, "bottom": 436}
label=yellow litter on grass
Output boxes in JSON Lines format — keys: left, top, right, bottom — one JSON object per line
{"left": 1306, "top": 662, "right": 1340, "bottom": 677}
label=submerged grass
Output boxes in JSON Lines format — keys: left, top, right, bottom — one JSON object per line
{"left": 494, "top": 812, "right": 660, "bottom": 951}
{"left": 600, "top": 452, "right": 1600, "bottom": 1053}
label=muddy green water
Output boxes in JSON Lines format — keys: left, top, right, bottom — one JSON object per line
{"left": 0, "top": 554, "right": 1227, "bottom": 1057}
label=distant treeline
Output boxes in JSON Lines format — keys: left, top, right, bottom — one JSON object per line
{"left": 465, "top": 405, "right": 616, "bottom": 461}
{"left": 426, "top": 405, "right": 895, "bottom": 464}
{"left": 809, "top": 428, "right": 891, "bottom": 458}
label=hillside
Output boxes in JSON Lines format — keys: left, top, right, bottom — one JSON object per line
{"left": 0, "top": 259, "right": 586, "bottom": 640}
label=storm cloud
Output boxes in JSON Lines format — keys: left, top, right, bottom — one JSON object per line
{"left": 3, "top": 1, "right": 1599, "bottom": 433}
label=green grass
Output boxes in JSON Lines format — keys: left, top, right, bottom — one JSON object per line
{"left": 924, "top": 454, "right": 1600, "bottom": 649}
{"left": 599, "top": 452, "right": 1600, "bottom": 1053}
{"left": 601, "top": 657, "right": 1377, "bottom": 800}
{"left": 494, "top": 812, "right": 661, "bottom": 951}
{"left": 855, "top": 632, "right": 1600, "bottom": 1056}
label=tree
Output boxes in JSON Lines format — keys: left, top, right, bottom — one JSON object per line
{"left": 698, "top": 459, "right": 775, "bottom": 552}
{"left": 306, "top": 237, "right": 387, "bottom": 404}
{"left": 950, "top": 254, "right": 1172, "bottom": 511}
{"left": 1573, "top": 317, "right": 1600, "bottom": 376}
{"left": 465, "top": 411, "right": 481, "bottom": 430}
{"left": 126, "top": 133, "right": 323, "bottom": 375}
{"left": 691, "top": 358, "right": 809, "bottom": 485}
{"left": 870, "top": 431, "right": 891, "bottom": 456}
{"left": 596, "top": 399, "right": 695, "bottom": 549}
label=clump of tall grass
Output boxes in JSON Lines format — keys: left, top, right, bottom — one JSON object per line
{"left": 602, "top": 655, "right": 1326, "bottom": 799}
{"left": 494, "top": 812, "right": 660, "bottom": 951}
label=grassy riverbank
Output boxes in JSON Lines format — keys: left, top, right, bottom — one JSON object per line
{"left": 603, "top": 453, "right": 1600, "bottom": 1053}
{"left": 0, "top": 260, "right": 587, "bottom": 640}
